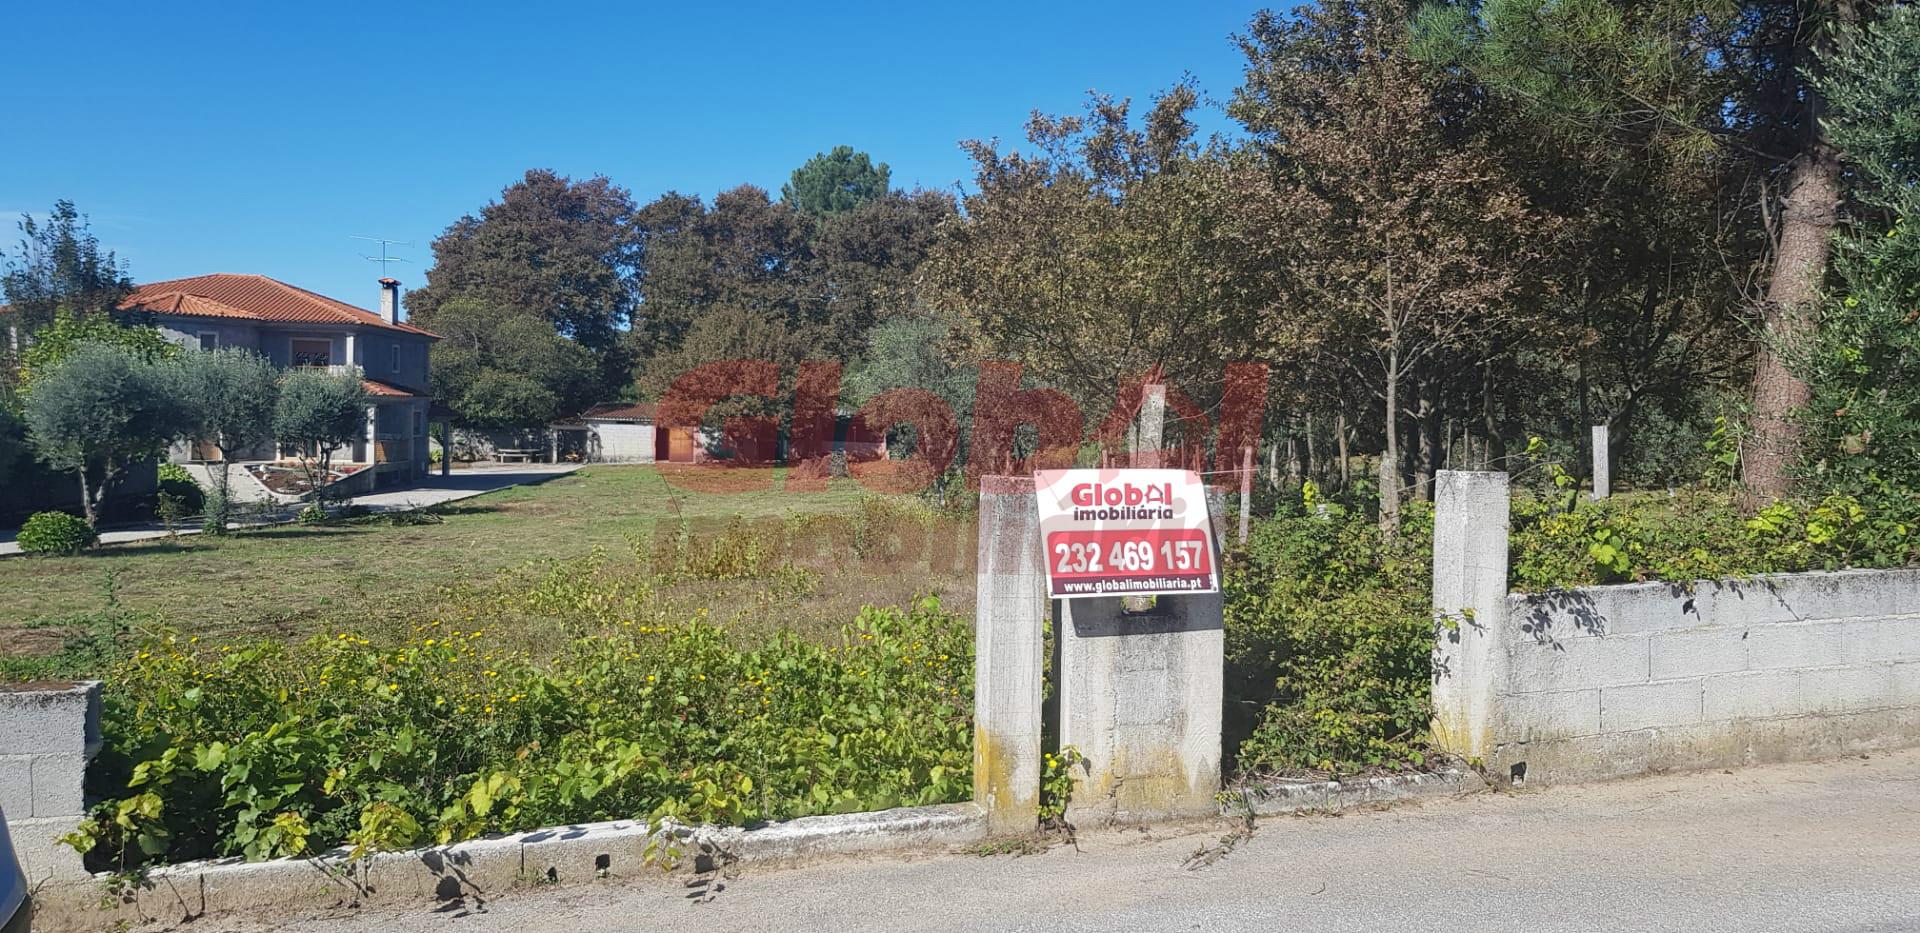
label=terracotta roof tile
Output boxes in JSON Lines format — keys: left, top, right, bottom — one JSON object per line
{"left": 579, "top": 402, "right": 657, "bottom": 421}
{"left": 118, "top": 274, "right": 438, "bottom": 338}
{"left": 363, "top": 378, "right": 424, "bottom": 398}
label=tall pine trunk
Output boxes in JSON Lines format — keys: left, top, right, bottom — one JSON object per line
{"left": 1744, "top": 146, "right": 1843, "bottom": 502}
{"left": 1743, "top": 0, "right": 1862, "bottom": 503}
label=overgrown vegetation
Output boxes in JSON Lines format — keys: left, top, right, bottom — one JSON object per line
{"left": 1224, "top": 473, "right": 1920, "bottom": 780}
{"left": 1510, "top": 490, "right": 1920, "bottom": 590}
{"left": 1224, "top": 488, "right": 1436, "bottom": 778}
{"left": 67, "top": 580, "right": 971, "bottom": 869}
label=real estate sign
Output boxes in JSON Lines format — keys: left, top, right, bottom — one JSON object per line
{"left": 1034, "top": 468, "right": 1219, "bottom": 599}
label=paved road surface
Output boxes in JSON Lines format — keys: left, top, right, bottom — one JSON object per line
{"left": 253, "top": 750, "right": 1920, "bottom": 933}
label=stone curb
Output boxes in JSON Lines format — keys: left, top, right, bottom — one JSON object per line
{"left": 1228, "top": 768, "right": 1486, "bottom": 817}
{"left": 29, "top": 802, "right": 987, "bottom": 933}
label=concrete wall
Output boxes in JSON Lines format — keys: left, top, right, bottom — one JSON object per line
{"left": 357, "top": 331, "right": 432, "bottom": 393}
{"left": 587, "top": 421, "right": 656, "bottom": 463}
{"left": 157, "top": 320, "right": 262, "bottom": 352}
{"left": 0, "top": 682, "right": 101, "bottom": 885}
{"left": 1494, "top": 569, "right": 1920, "bottom": 783}
{"left": 1432, "top": 470, "right": 1920, "bottom": 784}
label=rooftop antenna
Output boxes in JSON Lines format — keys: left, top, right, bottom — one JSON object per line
{"left": 352, "top": 235, "right": 412, "bottom": 277}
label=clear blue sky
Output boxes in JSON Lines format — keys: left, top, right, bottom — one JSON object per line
{"left": 0, "top": 1, "right": 1259, "bottom": 312}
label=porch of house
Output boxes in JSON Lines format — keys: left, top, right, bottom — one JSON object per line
{"left": 175, "top": 396, "right": 433, "bottom": 495}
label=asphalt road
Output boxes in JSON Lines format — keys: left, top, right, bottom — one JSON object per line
{"left": 254, "top": 750, "right": 1920, "bottom": 933}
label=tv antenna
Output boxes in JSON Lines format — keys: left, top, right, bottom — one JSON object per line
{"left": 352, "top": 235, "right": 412, "bottom": 276}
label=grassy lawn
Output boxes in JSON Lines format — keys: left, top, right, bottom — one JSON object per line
{"left": 1, "top": 465, "right": 977, "bottom": 664}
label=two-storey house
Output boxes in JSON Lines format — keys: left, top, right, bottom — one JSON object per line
{"left": 120, "top": 273, "right": 439, "bottom": 482}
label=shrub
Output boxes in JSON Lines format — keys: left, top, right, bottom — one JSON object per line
{"left": 66, "top": 591, "right": 972, "bottom": 869}
{"left": 18, "top": 510, "right": 98, "bottom": 555}
{"left": 156, "top": 477, "right": 203, "bottom": 513}
{"left": 156, "top": 463, "right": 194, "bottom": 485}
{"left": 1225, "top": 492, "right": 1436, "bottom": 777}
{"left": 1509, "top": 489, "right": 1920, "bottom": 590}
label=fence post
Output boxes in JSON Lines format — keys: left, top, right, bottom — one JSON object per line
{"left": 1431, "top": 471, "right": 1510, "bottom": 763}
{"left": 1590, "top": 424, "right": 1611, "bottom": 499}
{"left": 973, "top": 476, "right": 1044, "bottom": 833}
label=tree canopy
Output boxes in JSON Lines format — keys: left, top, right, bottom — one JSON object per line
{"left": 1, "top": 200, "right": 132, "bottom": 332}
{"left": 24, "top": 341, "right": 191, "bottom": 525}
{"left": 175, "top": 347, "right": 280, "bottom": 532}
{"left": 781, "top": 146, "right": 891, "bottom": 217}
{"left": 427, "top": 298, "right": 599, "bottom": 428}
{"left": 408, "top": 169, "right": 640, "bottom": 354}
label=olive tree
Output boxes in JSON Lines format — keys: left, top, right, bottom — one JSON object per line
{"left": 273, "top": 368, "right": 369, "bottom": 504}
{"left": 24, "top": 341, "right": 192, "bottom": 526}
{"left": 176, "top": 348, "right": 280, "bottom": 532}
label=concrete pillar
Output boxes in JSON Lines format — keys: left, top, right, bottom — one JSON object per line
{"left": 365, "top": 404, "right": 379, "bottom": 464}
{"left": 1058, "top": 594, "right": 1223, "bottom": 826}
{"left": 1430, "top": 471, "right": 1511, "bottom": 763}
{"left": 1237, "top": 445, "right": 1253, "bottom": 546}
{"left": 973, "top": 476, "right": 1045, "bottom": 834}
{"left": 1134, "top": 384, "right": 1165, "bottom": 468}
{"left": 1590, "top": 424, "right": 1611, "bottom": 499}
{"left": 0, "top": 681, "right": 102, "bottom": 884}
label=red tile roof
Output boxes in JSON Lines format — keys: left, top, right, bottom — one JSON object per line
{"left": 118, "top": 274, "right": 438, "bottom": 338}
{"left": 579, "top": 402, "right": 657, "bottom": 422}
{"left": 363, "top": 378, "right": 424, "bottom": 398}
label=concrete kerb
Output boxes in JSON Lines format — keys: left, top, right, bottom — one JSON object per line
{"left": 28, "top": 769, "right": 1486, "bottom": 932}
{"left": 1230, "top": 768, "right": 1487, "bottom": 818}
{"left": 29, "top": 803, "right": 989, "bottom": 933}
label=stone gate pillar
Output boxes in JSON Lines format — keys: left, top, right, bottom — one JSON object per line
{"left": 973, "top": 476, "right": 1045, "bottom": 833}
{"left": 1057, "top": 593, "right": 1223, "bottom": 826}
{"left": 1431, "top": 470, "right": 1511, "bottom": 761}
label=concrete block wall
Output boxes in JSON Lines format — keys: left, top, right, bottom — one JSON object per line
{"left": 1496, "top": 569, "right": 1920, "bottom": 782}
{"left": 0, "top": 681, "right": 102, "bottom": 884}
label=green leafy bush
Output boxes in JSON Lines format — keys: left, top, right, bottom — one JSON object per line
{"left": 156, "top": 463, "right": 194, "bottom": 486}
{"left": 1225, "top": 490, "right": 1436, "bottom": 777}
{"left": 1509, "top": 489, "right": 1920, "bottom": 590}
{"left": 67, "top": 588, "right": 971, "bottom": 869}
{"left": 156, "top": 478, "right": 203, "bottom": 516}
{"left": 18, "top": 510, "right": 98, "bottom": 555}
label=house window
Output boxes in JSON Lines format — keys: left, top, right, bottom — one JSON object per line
{"left": 391, "top": 343, "right": 401, "bottom": 373}
{"left": 198, "top": 331, "right": 218, "bottom": 350}
{"left": 413, "top": 408, "right": 424, "bottom": 435}
{"left": 291, "top": 339, "right": 332, "bottom": 367}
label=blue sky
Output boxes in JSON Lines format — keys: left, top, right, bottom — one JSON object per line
{"left": 0, "top": 1, "right": 1258, "bottom": 312}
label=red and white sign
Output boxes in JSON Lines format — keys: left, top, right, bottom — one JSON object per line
{"left": 1034, "top": 468, "right": 1219, "bottom": 599}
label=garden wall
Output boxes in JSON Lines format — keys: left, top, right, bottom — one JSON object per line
{"left": 1433, "top": 471, "right": 1920, "bottom": 784}
{"left": 1498, "top": 569, "right": 1920, "bottom": 782}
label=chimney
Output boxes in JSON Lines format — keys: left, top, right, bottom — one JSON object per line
{"left": 379, "top": 278, "right": 401, "bottom": 324}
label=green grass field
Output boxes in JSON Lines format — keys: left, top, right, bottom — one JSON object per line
{"left": 0, "top": 465, "right": 974, "bottom": 665}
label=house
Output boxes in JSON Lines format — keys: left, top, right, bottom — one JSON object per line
{"left": 551, "top": 402, "right": 890, "bottom": 465}
{"left": 9, "top": 273, "right": 441, "bottom": 485}
{"left": 566, "top": 402, "right": 659, "bottom": 463}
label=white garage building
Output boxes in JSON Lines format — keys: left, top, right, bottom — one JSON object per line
{"left": 568, "top": 402, "right": 657, "bottom": 463}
